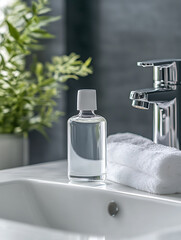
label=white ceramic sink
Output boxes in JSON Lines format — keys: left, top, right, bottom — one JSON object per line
{"left": 0, "top": 179, "right": 181, "bottom": 239}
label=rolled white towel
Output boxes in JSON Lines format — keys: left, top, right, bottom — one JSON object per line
{"left": 107, "top": 132, "right": 152, "bottom": 146}
{"left": 107, "top": 133, "right": 181, "bottom": 181}
{"left": 107, "top": 161, "right": 181, "bottom": 194}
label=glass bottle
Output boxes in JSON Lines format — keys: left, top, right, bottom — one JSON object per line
{"left": 67, "top": 89, "right": 107, "bottom": 181}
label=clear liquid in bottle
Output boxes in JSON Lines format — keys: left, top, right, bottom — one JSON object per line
{"left": 67, "top": 90, "right": 107, "bottom": 181}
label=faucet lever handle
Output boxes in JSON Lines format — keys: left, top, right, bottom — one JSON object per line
{"left": 137, "top": 59, "right": 181, "bottom": 67}
{"left": 138, "top": 59, "right": 181, "bottom": 86}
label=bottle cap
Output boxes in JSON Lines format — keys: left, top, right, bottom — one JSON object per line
{"left": 77, "top": 89, "right": 97, "bottom": 111}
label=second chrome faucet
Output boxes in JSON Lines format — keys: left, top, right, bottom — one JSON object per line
{"left": 130, "top": 59, "right": 181, "bottom": 149}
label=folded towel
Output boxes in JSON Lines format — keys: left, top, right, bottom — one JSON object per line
{"left": 107, "top": 161, "right": 181, "bottom": 194}
{"left": 107, "top": 133, "right": 181, "bottom": 180}
{"left": 107, "top": 132, "right": 152, "bottom": 146}
{"left": 107, "top": 133, "right": 181, "bottom": 194}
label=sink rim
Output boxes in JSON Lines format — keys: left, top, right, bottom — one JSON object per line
{"left": 1, "top": 178, "right": 181, "bottom": 206}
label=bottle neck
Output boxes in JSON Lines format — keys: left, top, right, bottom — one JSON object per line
{"left": 78, "top": 110, "right": 95, "bottom": 118}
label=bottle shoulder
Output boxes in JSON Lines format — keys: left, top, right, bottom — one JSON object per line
{"left": 68, "top": 114, "right": 106, "bottom": 124}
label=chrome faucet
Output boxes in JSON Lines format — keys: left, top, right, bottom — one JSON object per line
{"left": 130, "top": 59, "right": 181, "bottom": 149}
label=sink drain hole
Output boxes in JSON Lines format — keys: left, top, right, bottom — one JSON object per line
{"left": 108, "top": 201, "right": 119, "bottom": 217}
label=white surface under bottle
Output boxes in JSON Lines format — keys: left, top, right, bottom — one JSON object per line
{"left": 67, "top": 89, "right": 107, "bottom": 181}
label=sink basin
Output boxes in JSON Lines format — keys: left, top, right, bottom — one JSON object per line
{"left": 0, "top": 179, "right": 181, "bottom": 239}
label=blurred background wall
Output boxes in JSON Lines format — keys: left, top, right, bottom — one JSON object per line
{"left": 29, "top": 0, "right": 66, "bottom": 164}
{"left": 28, "top": 0, "right": 181, "bottom": 164}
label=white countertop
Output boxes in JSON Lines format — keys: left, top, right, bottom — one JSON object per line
{"left": 1, "top": 160, "right": 181, "bottom": 240}
{"left": 2, "top": 160, "right": 181, "bottom": 203}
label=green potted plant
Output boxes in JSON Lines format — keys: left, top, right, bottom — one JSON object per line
{"left": 0, "top": 0, "right": 92, "bottom": 169}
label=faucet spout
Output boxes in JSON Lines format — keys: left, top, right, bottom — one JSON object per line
{"left": 130, "top": 88, "right": 176, "bottom": 110}
{"left": 131, "top": 99, "right": 150, "bottom": 110}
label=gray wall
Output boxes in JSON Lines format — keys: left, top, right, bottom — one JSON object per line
{"left": 30, "top": 0, "right": 181, "bottom": 163}
{"left": 67, "top": 0, "right": 181, "bottom": 141}
{"left": 96, "top": 0, "right": 181, "bottom": 139}
{"left": 29, "top": 0, "right": 66, "bottom": 164}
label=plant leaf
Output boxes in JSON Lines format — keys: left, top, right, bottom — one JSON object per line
{"left": 84, "top": 57, "right": 92, "bottom": 66}
{"left": 38, "top": 7, "right": 51, "bottom": 15}
{"left": 36, "top": 16, "right": 61, "bottom": 27}
{"left": 6, "top": 21, "right": 20, "bottom": 40}
{"left": 0, "top": 54, "right": 5, "bottom": 67}
{"left": 32, "top": 2, "right": 37, "bottom": 14}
